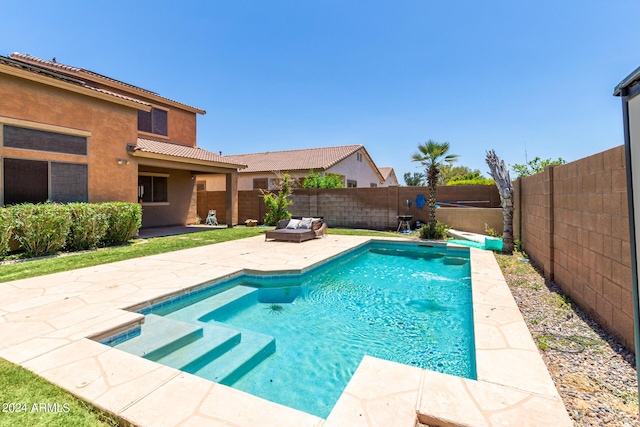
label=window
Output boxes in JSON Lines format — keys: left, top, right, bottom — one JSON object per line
{"left": 3, "top": 125, "right": 87, "bottom": 155}
{"left": 138, "top": 174, "right": 168, "bottom": 203}
{"left": 3, "top": 158, "right": 88, "bottom": 205}
{"left": 370, "top": 183, "right": 377, "bottom": 187}
{"left": 50, "top": 163, "right": 89, "bottom": 203}
{"left": 196, "top": 181, "right": 206, "bottom": 191}
{"left": 347, "top": 180, "right": 357, "bottom": 188}
{"left": 138, "top": 108, "right": 168, "bottom": 136}
{"left": 253, "top": 178, "right": 268, "bottom": 190}
{"left": 356, "top": 152, "right": 363, "bottom": 162}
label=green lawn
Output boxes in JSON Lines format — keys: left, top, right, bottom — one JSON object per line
{"left": 0, "top": 226, "right": 267, "bottom": 283}
{"left": 1, "top": 226, "right": 403, "bottom": 283}
{"left": 0, "top": 225, "right": 401, "bottom": 426}
{"left": 0, "top": 359, "right": 126, "bottom": 427}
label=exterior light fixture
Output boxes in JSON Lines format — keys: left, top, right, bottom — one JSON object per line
{"left": 117, "top": 158, "right": 130, "bottom": 165}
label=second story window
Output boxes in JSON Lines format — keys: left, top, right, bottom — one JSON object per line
{"left": 138, "top": 108, "right": 168, "bottom": 136}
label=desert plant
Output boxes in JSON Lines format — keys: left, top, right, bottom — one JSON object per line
{"left": 263, "top": 173, "right": 293, "bottom": 225}
{"left": 66, "top": 203, "right": 109, "bottom": 251}
{"left": 484, "top": 223, "right": 500, "bottom": 238}
{"left": 418, "top": 221, "right": 450, "bottom": 240}
{"left": 486, "top": 150, "right": 514, "bottom": 254}
{"left": 100, "top": 202, "right": 142, "bottom": 246}
{"left": 10, "top": 203, "right": 71, "bottom": 257}
{"left": 0, "top": 208, "right": 12, "bottom": 258}
{"left": 411, "top": 140, "right": 459, "bottom": 228}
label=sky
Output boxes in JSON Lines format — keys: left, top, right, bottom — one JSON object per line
{"left": 2, "top": 1, "right": 640, "bottom": 183}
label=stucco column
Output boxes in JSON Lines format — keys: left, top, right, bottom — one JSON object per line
{"left": 226, "top": 171, "right": 239, "bottom": 226}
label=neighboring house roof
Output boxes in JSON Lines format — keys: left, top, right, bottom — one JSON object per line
{"left": 228, "top": 144, "right": 367, "bottom": 173}
{"left": 134, "top": 138, "right": 247, "bottom": 168}
{"left": 0, "top": 54, "right": 151, "bottom": 108}
{"left": 378, "top": 167, "right": 398, "bottom": 184}
{"left": 7, "top": 53, "right": 205, "bottom": 114}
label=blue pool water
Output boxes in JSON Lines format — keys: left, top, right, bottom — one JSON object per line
{"left": 114, "top": 242, "right": 475, "bottom": 418}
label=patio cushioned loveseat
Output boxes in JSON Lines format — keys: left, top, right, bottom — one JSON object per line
{"left": 265, "top": 217, "right": 327, "bottom": 242}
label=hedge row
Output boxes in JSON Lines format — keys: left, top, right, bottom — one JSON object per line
{"left": 0, "top": 202, "right": 142, "bottom": 259}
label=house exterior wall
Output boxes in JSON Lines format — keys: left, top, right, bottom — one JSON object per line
{"left": 0, "top": 70, "right": 208, "bottom": 228}
{"left": 200, "top": 149, "right": 390, "bottom": 190}
{"left": 382, "top": 173, "right": 399, "bottom": 186}
{"left": 326, "top": 150, "right": 384, "bottom": 187}
{"left": 139, "top": 166, "right": 196, "bottom": 227}
{"left": 0, "top": 73, "right": 138, "bottom": 204}
{"left": 136, "top": 101, "right": 197, "bottom": 147}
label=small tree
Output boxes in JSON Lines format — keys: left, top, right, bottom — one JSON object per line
{"left": 486, "top": 150, "right": 514, "bottom": 254}
{"left": 440, "top": 165, "right": 484, "bottom": 185}
{"left": 302, "top": 170, "right": 345, "bottom": 188}
{"left": 263, "top": 173, "right": 293, "bottom": 225}
{"left": 403, "top": 172, "right": 425, "bottom": 186}
{"left": 511, "top": 157, "right": 566, "bottom": 178}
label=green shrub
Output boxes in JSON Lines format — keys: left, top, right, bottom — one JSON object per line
{"left": 66, "top": 203, "right": 109, "bottom": 251}
{"left": 484, "top": 223, "right": 500, "bottom": 237}
{"left": 11, "top": 203, "right": 71, "bottom": 257}
{"left": 418, "top": 221, "right": 450, "bottom": 240}
{"left": 446, "top": 178, "right": 495, "bottom": 185}
{"left": 263, "top": 174, "right": 293, "bottom": 226}
{"left": 0, "top": 208, "right": 12, "bottom": 258}
{"left": 302, "top": 170, "right": 345, "bottom": 188}
{"left": 100, "top": 202, "right": 142, "bottom": 246}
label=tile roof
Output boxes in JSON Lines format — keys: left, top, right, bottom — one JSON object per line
{"left": 8, "top": 53, "right": 203, "bottom": 113}
{"left": 226, "top": 145, "right": 364, "bottom": 173}
{"left": 0, "top": 54, "right": 150, "bottom": 107}
{"left": 378, "top": 167, "right": 393, "bottom": 180}
{"left": 135, "top": 138, "right": 247, "bottom": 168}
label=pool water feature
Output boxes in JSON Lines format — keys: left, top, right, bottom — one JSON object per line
{"left": 111, "top": 242, "right": 475, "bottom": 418}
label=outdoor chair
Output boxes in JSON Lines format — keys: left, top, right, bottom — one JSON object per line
{"left": 265, "top": 217, "right": 327, "bottom": 242}
{"left": 205, "top": 210, "right": 218, "bottom": 226}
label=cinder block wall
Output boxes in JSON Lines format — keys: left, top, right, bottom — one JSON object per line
{"left": 516, "top": 145, "right": 634, "bottom": 351}
{"left": 199, "top": 185, "right": 501, "bottom": 231}
{"left": 517, "top": 171, "right": 553, "bottom": 277}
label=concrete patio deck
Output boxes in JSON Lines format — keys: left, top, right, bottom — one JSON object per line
{"left": 0, "top": 235, "right": 572, "bottom": 426}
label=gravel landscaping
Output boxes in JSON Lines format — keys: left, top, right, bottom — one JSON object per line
{"left": 495, "top": 252, "right": 639, "bottom": 427}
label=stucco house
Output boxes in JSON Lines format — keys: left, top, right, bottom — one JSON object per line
{"left": 200, "top": 144, "right": 395, "bottom": 191}
{"left": 378, "top": 167, "right": 399, "bottom": 187}
{"left": 0, "top": 53, "right": 245, "bottom": 227}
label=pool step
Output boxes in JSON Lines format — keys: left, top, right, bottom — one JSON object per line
{"left": 168, "top": 285, "right": 258, "bottom": 323}
{"left": 188, "top": 326, "right": 276, "bottom": 386}
{"left": 114, "top": 314, "right": 202, "bottom": 360}
{"left": 152, "top": 322, "right": 242, "bottom": 371}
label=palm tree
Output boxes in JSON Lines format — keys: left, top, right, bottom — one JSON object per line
{"left": 485, "top": 150, "right": 514, "bottom": 254}
{"left": 411, "top": 140, "right": 459, "bottom": 227}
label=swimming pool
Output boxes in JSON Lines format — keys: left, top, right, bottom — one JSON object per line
{"left": 110, "top": 241, "right": 475, "bottom": 418}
